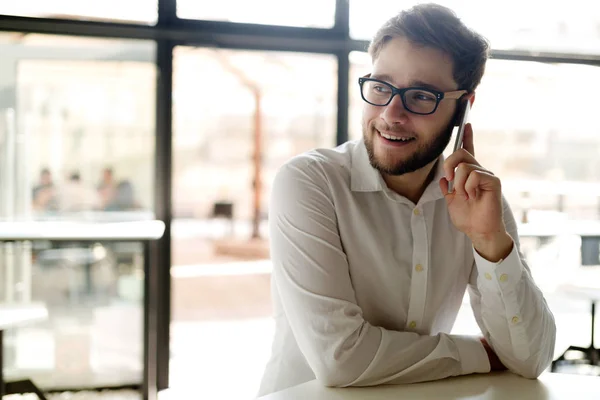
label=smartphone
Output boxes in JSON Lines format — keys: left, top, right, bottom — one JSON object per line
{"left": 448, "top": 100, "right": 471, "bottom": 194}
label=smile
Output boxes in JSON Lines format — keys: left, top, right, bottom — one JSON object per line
{"left": 378, "top": 130, "right": 415, "bottom": 142}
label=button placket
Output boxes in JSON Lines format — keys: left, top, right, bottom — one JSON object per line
{"left": 406, "top": 204, "right": 428, "bottom": 332}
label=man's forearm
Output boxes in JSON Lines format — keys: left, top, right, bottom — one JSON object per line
{"left": 472, "top": 245, "right": 556, "bottom": 378}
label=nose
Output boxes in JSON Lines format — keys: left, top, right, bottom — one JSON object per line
{"left": 381, "top": 93, "right": 410, "bottom": 125}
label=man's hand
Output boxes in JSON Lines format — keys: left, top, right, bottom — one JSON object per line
{"left": 480, "top": 337, "right": 507, "bottom": 371}
{"left": 440, "top": 123, "right": 513, "bottom": 262}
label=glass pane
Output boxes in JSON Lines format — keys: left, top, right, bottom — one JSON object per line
{"left": 349, "top": 51, "right": 371, "bottom": 141}
{"left": 1, "top": 240, "right": 146, "bottom": 388}
{"left": 350, "top": 0, "right": 600, "bottom": 54}
{"left": 0, "top": 0, "right": 157, "bottom": 24}
{"left": 350, "top": 50, "right": 600, "bottom": 362}
{"left": 177, "top": 0, "right": 336, "bottom": 28}
{"left": 0, "top": 33, "right": 156, "bottom": 388}
{"left": 171, "top": 47, "right": 337, "bottom": 398}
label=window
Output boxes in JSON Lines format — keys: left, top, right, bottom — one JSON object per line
{"left": 350, "top": 0, "right": 600, "bottom": 54}
{"left": 177, "top": 0, "right": 336, "bottom": 28}
{"left": 0, "top": 0, "right": 157, "bottom": 24}
{"left": 170, "top": 46, "right": 336, "bottom": 398}
{"left": 0, "top": 33, "right": 156, "bottom": 388}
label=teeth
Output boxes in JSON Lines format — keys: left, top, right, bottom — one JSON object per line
{"left": 379, "top": 131, "right": 414, "bottom": 141}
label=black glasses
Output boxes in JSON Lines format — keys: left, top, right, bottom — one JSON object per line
{"left": 358, "top": 75, "right": 467, "bottom": 115}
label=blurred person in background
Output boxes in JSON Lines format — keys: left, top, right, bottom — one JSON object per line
{"left": 104, "top": 180, "right": 141, "bottom": 211}
{"left": 58, "top": 171, "right": 99, "bottom": 212}
{"left": 32, "top": 167, "right": 58, "bottom": 213}
{"left": 98, "top": 166, "right": 117, "bottom": 210}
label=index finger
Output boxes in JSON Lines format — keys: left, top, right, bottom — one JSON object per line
{"left": 462, "top": 123, "right": 475, "bottom": 157}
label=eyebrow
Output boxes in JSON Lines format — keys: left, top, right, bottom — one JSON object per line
{"left": 370, "top": 73, "right": 445, "bottom": 92}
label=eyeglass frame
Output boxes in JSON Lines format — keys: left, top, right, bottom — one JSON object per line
{"left": 358, "top": 74, "right": 468, "bottom": 115}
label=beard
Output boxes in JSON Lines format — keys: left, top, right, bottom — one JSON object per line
{"left": 363, "top": 119, "right": 455, "bottom": 176}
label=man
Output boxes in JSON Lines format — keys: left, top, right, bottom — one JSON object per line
{"left": 258, "top": 3, "right": 556, "bottom": 396}
{"left": 32, "top": 168, "right": 57, "bottom": 212}
{"left": 59, "top": 172, "right": 99, "bottom": 211}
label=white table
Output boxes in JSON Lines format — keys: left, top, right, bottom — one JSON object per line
{"left": 257, "top": 372, "right": 600, "bottom": 399}
{"left": 0, "top": 220, "right": 165, "bottom": 241}
{"left": 518, "top": 220, "right": 600, "bottom": 266}
{"left": 0, "top": 303, "right": 47, "bottom": 330}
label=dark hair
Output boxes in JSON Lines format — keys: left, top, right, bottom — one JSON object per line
{"left": 368, "top": 3, "right": 489, "bottom": 93}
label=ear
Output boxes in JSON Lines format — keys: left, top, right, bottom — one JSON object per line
{"left": 468, "top": 92, "right": 476, "bottom": 107}
{"left": 452, "top": 92, "right": 476, "bottom": 126}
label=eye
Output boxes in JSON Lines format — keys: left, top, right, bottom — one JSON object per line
{"left": 416, "top": 94, "right": 434, "bottom": 101}
{"left": 409, "top": 90, "right": 436, "bottom": 102}
{"left": 372, "top": 85, "right": 391, "bottom": 94}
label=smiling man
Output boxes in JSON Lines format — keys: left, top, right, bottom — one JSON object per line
{"left": 258, "top": 3, "right": 556, "bottom": 396}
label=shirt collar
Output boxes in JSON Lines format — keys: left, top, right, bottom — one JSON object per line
{"left": 350, "top": 138, "right": 446, "bottom": 203}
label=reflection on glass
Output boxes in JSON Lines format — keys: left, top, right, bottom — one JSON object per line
{"left": 177, "top": 0, "right": 336, "bottom": 28}
{"left": 0, "top": 0, "right": 157, "bottom": 24}
{"left": 0, "top": 33, "right": 155, "bottom": 389}
{"left": 350, "top": 0, "right": 600, "bottom": 54}
{"left": 171, "top": 47, "right": 336, "bottom": 398}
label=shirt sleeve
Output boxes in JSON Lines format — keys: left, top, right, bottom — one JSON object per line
{"left": 468, "top": 196, "right": 557, "bottom": 379}
{"left": 269, "top": 159, "right": 490, "bottom": 388}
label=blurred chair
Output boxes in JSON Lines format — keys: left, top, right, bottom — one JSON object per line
{"left": 211, "top": 201, "right": 234, "bottom": 237}
{"left": 551, "top": 268, "right": 600, "bottom": 374}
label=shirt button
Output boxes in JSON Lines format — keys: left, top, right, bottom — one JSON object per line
{"left": 413, "top": 208, "right": 421, "bottom": 216}
{"left": 511, "top": 316, "right": 519, "bottom": 324}
{"left": 499, "top": 274, "right": 508, "bottom": 282}
{"left": 484, "top": 273, "right": 492, "bottom": 280}
{"left": 409, "top": 321, "right": 417, "bottom": 329}
{"left": 415, "top": 264, "right": 424, "bottom": 272}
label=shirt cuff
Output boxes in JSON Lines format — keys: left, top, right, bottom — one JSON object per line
{"left": 453, "top": 335, "right": 491, "bottom": 375}
{"left": 473, "top": 242, "right": 523, "bottom": 292}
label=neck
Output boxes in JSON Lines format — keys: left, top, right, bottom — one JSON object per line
{"left": 382, "top": 159, "right": 439, "bottom": 204}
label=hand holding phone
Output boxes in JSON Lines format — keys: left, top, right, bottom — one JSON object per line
{"left": 447, "top": 101, "right": 471, "bottom": 194}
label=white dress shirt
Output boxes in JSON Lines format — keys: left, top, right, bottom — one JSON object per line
{"left": 258, "top": 139, "right": 556, "bottom": 396}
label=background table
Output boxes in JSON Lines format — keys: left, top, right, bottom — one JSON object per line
{"left": 257, "top": 372, "right": 600, "bottom": 400}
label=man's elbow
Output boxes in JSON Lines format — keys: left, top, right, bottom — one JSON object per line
{"left": 510, "top": 344, "right": 555, "bottom": 379}
{"left": 517, "top": 321, "right": 557, "bottom": 379}
{"left": 515, "top": 362, "right": 547, "bottom": 380}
